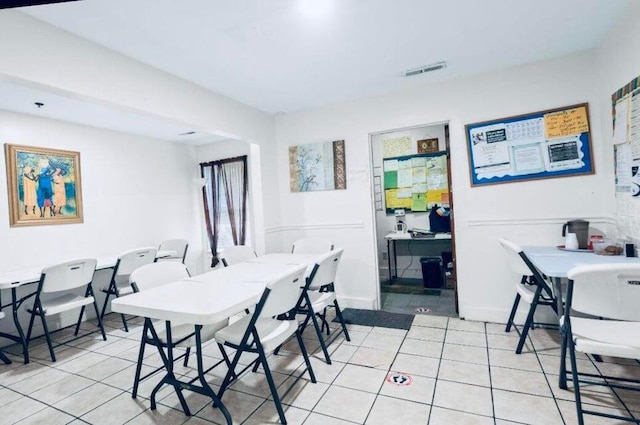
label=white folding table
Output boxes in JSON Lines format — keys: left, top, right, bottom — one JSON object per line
{"left": 0, "top": 250, "right": 175, "bottom": 364}
{"left": 111, "top": 261, "right": 303, "bottom": 422}
{"left": 523, "top": 246, "right": 640, "bottom": 316}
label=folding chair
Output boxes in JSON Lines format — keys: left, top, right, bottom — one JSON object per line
{"left": 560, "top": 263, "right": 640, "bottom": 424}
{"left": 129, "top": 261, "right": 230, "bottom": 398}
{"left": 295, "top": 248, "right": 350, "bottom": 364}
{"left": 499, "top": 238, "right": 558, "bottom": 354}
{"left": 0, "top": 311, "right": 12, "bottom": 364}
{"left": 220, "top": 245, "right": 257, "bottom": 267}
{"left": 25, "top": 259, "right": 106, "bottom": 362}
{"left": 215, "top": 265, "right": 316, "bottom": 425}
{"left": 99, "top": 247, "right": 158, "bottom": 332}
{"left": 158, "top": 239, "right": 189, "bottom": 263}
{"left": 291, "top": 237, "right": 333, "bottom": 254}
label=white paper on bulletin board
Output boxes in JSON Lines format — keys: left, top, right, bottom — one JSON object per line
{"left": 382, "top": 136, "right": 412, "bottom": 158}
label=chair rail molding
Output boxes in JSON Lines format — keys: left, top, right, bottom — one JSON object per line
{"left": 265, "top": 222, "right": 365, "bottom": 234}
{"left": 466, "top": 216, "right": 614, "bottom": 227}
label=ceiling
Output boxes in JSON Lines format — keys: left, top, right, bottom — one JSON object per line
{"left": 1, "top": 0, "right": 632, "bottom": 141}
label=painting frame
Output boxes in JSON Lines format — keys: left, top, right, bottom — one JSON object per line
{"left": 289, "top": 139, "right": 346, "bottom": 192}
{"left": 4, "top": 143, "right": 84, "bottom": 227}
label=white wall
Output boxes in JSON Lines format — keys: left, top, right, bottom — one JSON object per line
{"left": 595, "top": 0, "right": 640, "bottom": 243}
{"left": 0, "top": 11, "right": 282, "bottom": 245}
{"left": 0, "top": 110, "right": 199, "bottom": 337}
{"left": 275, "top": 51, "right": 610, "bottom": 320}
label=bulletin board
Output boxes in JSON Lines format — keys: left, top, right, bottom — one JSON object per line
{"left": 465, "top": 103, "right": 594, "bottom": 186}
{"left": 611, "top": 76, "right": 640, "bottom": 197}
{"left": 383, "top": 151, "right": 448, "bottom": 214}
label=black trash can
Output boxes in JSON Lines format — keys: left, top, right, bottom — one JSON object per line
{"left": 420, "top": 256, "right": 443, "bottom": 288}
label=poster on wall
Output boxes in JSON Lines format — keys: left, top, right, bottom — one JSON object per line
{"left": 288, "top": 140, "right": 346, "bottom": 192}
{"left": 465, "top": 103, "right": 594, "bottom": 186}
{"left": 4, "top": 143, "right": 84, "bottom": 227}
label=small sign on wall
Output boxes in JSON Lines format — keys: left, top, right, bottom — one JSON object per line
{"left": 417, "top": 138, "right": 439, "bottom": 153}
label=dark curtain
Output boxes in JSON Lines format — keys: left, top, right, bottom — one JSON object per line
{"left": 200, "top": 155, "right": 248, "bottom": 267}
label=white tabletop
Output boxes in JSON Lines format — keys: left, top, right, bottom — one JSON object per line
{"left": 0, "top": 250, "right": 176, "bottom": 289}
{"left": 385, "top": 232, "right": 451, "bottom": 240}
{"left": 186, "top": 261, "right": 305, "bottom": 284}
{"left": 523, "top": 246, "right": 640, "bottom": 278}
{"left": 244, "top": 253, "right": 321, "bottom": 276}
{"left": 112, "top": 279, "right": 266, "bottom": 325}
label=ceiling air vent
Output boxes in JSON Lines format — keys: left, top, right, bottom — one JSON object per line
{"left": 404, "top": 61, "right": 446, "bottom": 77}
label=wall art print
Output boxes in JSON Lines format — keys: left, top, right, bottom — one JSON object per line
{"left": 289, "top": 140, "right": 346, "bottom": 192}
{"left": 4, "top": 143, "right": 83, "bottom": 227}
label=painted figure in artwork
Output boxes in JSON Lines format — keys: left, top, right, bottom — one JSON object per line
{"left": 52, "top": 168, "right": 66, "bottom": 215}
{"left": 22, "top": 166, "right": 38, "bottom": 215}
{"left": 37, "top": 166, "right": 54, "bottom": 217}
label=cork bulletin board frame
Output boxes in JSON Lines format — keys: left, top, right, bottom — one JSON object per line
{"left": 465, "top": 103, "right": 594, "bottom": 186}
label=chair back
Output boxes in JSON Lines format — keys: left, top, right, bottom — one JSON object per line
{"left": 220, "top": 245, "right": 257, "bottom": 267}
{"left": 499, "top": 238, "right": 532, "bottom": 277}
{"left": 116, "top": 247, "right": 158, "bottom": 276}
{"left": 292, "top": 237, "right": 334, "bottom": 254}
{"left": 308, "top": 248, "right": 343, "bottom": 290}
{"left": 567, "top": 263, "right": 640, "bottom": 321}
{"left": 130, "top": 262, "right": 189, "bottom": 293}
{"left": 259, "top": 265, "right": 307, "bottom": 318}
{"left": 159, "top": 239, "right": 189, "bottom": 262}
{"left": 41, "top": 259, "right": 98, "bottom": 293}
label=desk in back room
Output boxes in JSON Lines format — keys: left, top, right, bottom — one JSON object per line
{"left": 385, "top": 232, "right": 452, "bottom": 284}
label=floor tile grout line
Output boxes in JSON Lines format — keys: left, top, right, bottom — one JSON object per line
{"left": 424, "top": 316, "right": 449, "bottom": 425}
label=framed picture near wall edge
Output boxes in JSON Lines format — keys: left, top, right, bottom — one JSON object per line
{"left": 465, "top": 103, "right": 594, "bottom": 187}
{"left": 4, "top": 143, "right": 84, "bottom": 227}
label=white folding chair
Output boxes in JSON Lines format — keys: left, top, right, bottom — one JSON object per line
{"left": 128, "top": 261, "right": 230, "bottom": 398}
{"left": 0, "top": 311, "right": 11, "bottom": 364}
{"left": 99, "top": 247, "right": 158, "bottom": 332}
{"left": 560, "top": 263, "right": 640, "bottom": 425}
{"left": 295, "top": 248, "right": 350, "bottom": 364}
{"left": 25, "top": 259, "right": 106, "bottom": 362}
{"left": 158, "top": 239, "right": 189, "bottom": 263}
{"left": 291, "top": 237, "right": 334, "bottom": 254}
{"left": 220, "top": 245, "right": 257, "bottom": 267}
{"left": 499, "top": 238, "right": 558, "bottom": 354}
{"left": 215, "top": 265, "right": 316, "bottom": 425}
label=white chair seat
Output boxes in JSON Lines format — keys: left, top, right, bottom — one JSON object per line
{"left": 308, "top": 290, "right": 336, "bottom": 312}
{"left": 0, "top": 311, "right": 4, "bottom": 320}
{"left": 153, "top": 320, "right": 228, "bottom": 348}
{"left": 565, "top": 316, "right": 640, "bottom": 358}
{"left": 41, "top": 294, "right": 95, "bottom": 316}
{"left": 515, "top": 283, "right": 536, "bottom": 304}
{"left": 215, "top": 315, "right": 299, "bottom": 354}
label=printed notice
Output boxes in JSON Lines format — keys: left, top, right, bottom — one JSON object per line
{"left": 613, "top": 96, "right": 630, "bottom": 144}
{"left": 382, "top": 136, "right": 412, "bottom": 158}
{"left": 615, "top": 143, "right": 632, "bottom": 194}
{"left": 511, "top": 144, "right": 545, "bottom": 175}
{"left": 544, "top": 106, "right": 589, "bottom": 139}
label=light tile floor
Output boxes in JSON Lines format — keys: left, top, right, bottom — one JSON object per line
{"left": 1, "top": 313, "right": 638, "bottom": 424}
{"left": 381, "top": 291, "right": 457, "bottom": 317}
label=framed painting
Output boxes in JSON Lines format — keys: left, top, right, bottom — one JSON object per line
{"left": 4, "top": 143, "right": 84, "bottom": 227}
{"left": 289, "top": 140, "right": 346, "bottom": 192}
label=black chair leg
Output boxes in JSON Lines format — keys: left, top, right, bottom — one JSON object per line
{"left": 256, "top": 342, "right": 287, "bottom": 425}
{"left": 40, "top": 313, "right": 56, "bottom": 362}
{"left": 183, "top": 347, "right": 191, "bottom": 367}
{"left": 558, "top": 322, "right": 569, "bottom": 390}
{"left": 132, "top": 322, "right": 149, "bottom": 398}
{"left": 333, "top": 300, "right": 350, "bottom": 341}
{"left": 295, "top": 330, "right": 316, "bottom": 383}
{"left": 93, "top": 297, "right": 107, "bottom": 341}
{"left": 0, "top": 349, "right": 11, "bottom": 364}
{"left": 505, "top": 293, "right": 521, "bottom": 332}
{"left": 516, "top": 286, "right": 543, "bottom": 354}
{"left": 568, "top": 337, "right": 585, "bottom": 425}
{"left": 75, "top": 305, "right": 87, "bottom": 336}
{"left": 309, "top": 309, "right": 331, "bottom": 364}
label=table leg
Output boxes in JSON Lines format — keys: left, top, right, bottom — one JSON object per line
{"left": 148, "top": 321, "right": 190, "bottom": 416}
{"left": 194, "top": 325, "right": 232, "bottom": 425}
{"left": 392, "top": 240, "right": 398, "bottom": 282}
{"left": 387, "top": 239, "right": 392, "bottom": 284}
{"left": 0, "top": 288, "right": 31, "bottom": 364}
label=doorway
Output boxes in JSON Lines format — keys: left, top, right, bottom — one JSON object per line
{"left": 370, "top": 123, "right": 458, "bottom": 317}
